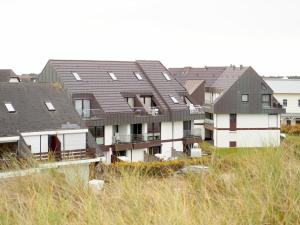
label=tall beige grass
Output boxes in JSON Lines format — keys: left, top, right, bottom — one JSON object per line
{"left": 1, "top": 138, "right": 300, "bottom": 225}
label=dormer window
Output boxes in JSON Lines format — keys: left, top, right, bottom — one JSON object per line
{"left": 5, "top": 103, "right": 15, "bottom": 113}
{"left": 162, "top": 72, "right": 171, "bottom": 81}
{"left": 9, "top": 77, "right": 20, "bottom": 83}
{"left": 134, "top": 72, "right": 143, "bottom": 80}
{"left": 108, "top": 72, "right": 117, "bottom": 80}
{"left": 45, "top": 101, "right": 55, "bottom": 111}
{"left": 170, "top": 96, "right": 179, "bottom": 104}
{"left": 72, "top": 72, "right": 81, "bottom": 81}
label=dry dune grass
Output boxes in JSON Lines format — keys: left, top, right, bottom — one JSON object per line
{"left": 1, "top": 137, "right": 300, "bottom": 225}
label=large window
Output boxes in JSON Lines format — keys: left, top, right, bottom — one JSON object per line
{"left": 89, "top": 126, "right": 104, "bottom": 145}
{"left": 262, "top": 94, "right": 271, "bottom": 108}
{"left": 75, "top": 99, "right": 91, "bottom": 118}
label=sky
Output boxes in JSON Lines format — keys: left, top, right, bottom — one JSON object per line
{"left": 0, "top": 0, "right": 299, "bottom": 76}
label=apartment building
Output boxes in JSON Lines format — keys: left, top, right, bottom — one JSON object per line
{"left": 170, "top": 66, "right": 285, "bottom": 148}
{"left": 265, "top": 78, "right": 300, "bottom": 125}
{"left": 38, "top": 60, "right": 203, "bottom": 163}
{"left": 0, "top": 83, "right": 95, "bottom": 160}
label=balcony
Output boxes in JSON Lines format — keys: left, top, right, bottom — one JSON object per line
{"left": 188, "top": 104, "right": 203, "bottom": 115}
{"left": 112, "top": 133, "right": 161, "bottom": 151}
{"left": 183, "top": 128, "right": 202, "bottom": 145}
{"left": 131, "top": 106, "right": 161, "bottom": 116}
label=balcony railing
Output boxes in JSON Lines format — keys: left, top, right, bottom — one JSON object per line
{"left": 112, "top": 133, "right": 161, "bottom": 144}
{"left": 80, "top": 109, "right": 104, "bottom": 119}
{"left": 188, "top": 104, "right": 203, "bottom": 114}
{"left": 183, "top": 128, "right": 202, "bottom": 138}
{"left": 131, "top": 106, "right": 161, "bottom": 116}
{"left": 204, "top": 118, "right": 214, "bottom": 125}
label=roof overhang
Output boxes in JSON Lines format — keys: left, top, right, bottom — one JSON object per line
{"left": 21, "top": 129, "right": 88, "bottom": 137}
{"left": 0, "top": 136, "right": 20, "bottom": 143}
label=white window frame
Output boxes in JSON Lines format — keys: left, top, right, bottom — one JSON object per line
{"left": 162, "top": 72, "right": 171, "bottom": 81}
{"left": 134, "top": 72, "right": 143, "bottom": 80}
{"left": 170, "top": 96, "right": 179, "bottom": 104}
{"left": 241, "top": 94, "right": 249, "bottom": 102}
{"left": 72, "top": 72, "right": 81, "bottom": 81}
{"left": 5, "top": 103, "right": 15, "bottom": 113}
{"left": 45, "top": 101, "right": 55, "bottom": 111}
{"left": 108, "top": 72, "right": 117, "bottom": 80}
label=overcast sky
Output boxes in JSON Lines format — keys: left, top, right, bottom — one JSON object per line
{"left": 0, "top": 0, "right": 299, "bottom": 76}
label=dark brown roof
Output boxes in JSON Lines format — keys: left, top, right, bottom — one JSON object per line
{"left": 0, "top": 69, "right": 17, "bottom": 82}
{"left": 39, "top": 60, "right": 188, "bottom": 113}
{"left": 169, "top": 67, "right": 227, "bottom": 87}
{"left": 0, "top": 83, "right": 83, "bottom": 137}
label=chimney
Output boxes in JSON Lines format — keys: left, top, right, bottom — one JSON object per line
{"left": 232, "top": 65, "right": 236, "bottom": 70}
{"left": 204, "top": 66, "right": 208, "bottom": 70}
{"left": 240, "top": 64, "right": 243, "bottom": 70}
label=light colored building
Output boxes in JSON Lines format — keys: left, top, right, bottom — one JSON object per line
{"left": 39, "top": 60, "right": 203, "bottom": 163}
{"left": 265, "top": 78, "right": 300, "bottom": 125}
{"left": 170, "top": 66, "right": 285, "bottom": 148}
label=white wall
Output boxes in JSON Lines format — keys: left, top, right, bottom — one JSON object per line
{"left": 104, "top": 125, "right": 113, "bottom": 145}
{"left": 23, "top": 135, "right": 48, "bottom": 153}
{"left": 23, "top": 131, "right": 87, "bottom": 153}
{"left": 213, "top": 114, "right": 281, "bottom": 147}
{"left": 63, "top": 133, "right": 86, "bottom": 150}
{"left": 126, "top": 149, "right": 146, "bottom": 162}
{"left": 160, "top": 121, "right": 183, "bottom": 157}
{"left": 274, "top": 93, "right": 300, "bottom": 113}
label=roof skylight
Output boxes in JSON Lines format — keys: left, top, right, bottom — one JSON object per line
{"left": 72, "top": 72, "right": 81, "bottom": 81}
{"left": 170, "top": 96, "right": 179, "bottom": 104}
{"left": 5, "top": 103, "right": 15, "bottom": 113}
{"left": 134, "top": 72, "right": 143, "bottom": 80}
{"left": 162, "top": 72, "right": 171, "bottom": 81}
{"left": 108, "top": 72, "right": 117, "bottom": 80}
{"left": 45, "top": 101, "right": 55, "bottom": 111}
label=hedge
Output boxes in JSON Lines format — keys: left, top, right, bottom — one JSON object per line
{"left": 281, "top": 125, "right": 300, "bottom": 135}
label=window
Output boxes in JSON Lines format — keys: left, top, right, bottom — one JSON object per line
{"left": 75, "top": 99, "right": 91, "bottom": 118}
{"left": 72, "top": 72, "right": 81, "bottom": 80}
{"left": 5, "top": 103, "right": 15, "bottom": 113}
{"left": 108, "top": 72, "right": 117, "bottom": 80}
{"left": 89, "top": 126, "right": 104, "bottom": 145}
{"left": 283, "top": 99, "right": 287, "bottom": 107}
{"left": 262, "top": 94, "right": 271, "bottom": 108}
{"left": 45, "top": 101, "right": 55, "bottom": 111}
{"left": 162, "top": 72, "right": 171, "bottom": 81}
{"left": 241, "top": 94, "right": 249, "bottom": 102}
{"left": 229, "top": 141, "right": 236, "bottom": 147}
{"left": 286, "top": 120, "right": 291, "bottom": 126}
{"left": 134, "top": 72, "right": 143, "bottom": 80}
{"left": 230, "top": 114, "right": 236, "bottom": 131}
{"left": 170, "top": 96, "right": 179, "bottom": 104}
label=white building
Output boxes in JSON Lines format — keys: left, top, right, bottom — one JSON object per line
{"left": 0, "top": 83, "right": 95, "bottom": 160}
{"left": 265, "top": 78, "right": 300, "bottom": 125}
{"left": 39, "top": 60, "right": 203, "bottom": 163}
{"left": 170, "top": 66, "right": 284, "bottom": 148}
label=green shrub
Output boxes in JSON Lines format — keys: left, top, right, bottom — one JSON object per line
{"left": 281, "top": 124, "right": 300, "bottom": 135}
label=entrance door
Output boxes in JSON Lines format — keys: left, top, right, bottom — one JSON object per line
{"left": 48, "top": 135, "right": 62, "bottom": 160}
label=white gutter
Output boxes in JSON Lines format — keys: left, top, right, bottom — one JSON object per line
{"left": 0, "top": 136, "right": 20, "bottom": 143}
{"left": 21, "top": 129, "right": 88, "bottom": 137}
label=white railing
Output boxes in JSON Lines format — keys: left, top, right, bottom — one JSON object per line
{"left": 189, "top": 104, "right": 203, "bottom": 114}
{"left": 204, "top": 118, "right": 214, "bottom": 124}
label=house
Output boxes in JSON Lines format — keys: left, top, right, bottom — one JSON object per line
{"left": 0, "top": 83, "right": 96, "bottom": 160}
{"left": 38, "top": 60, "right": 204, "bottom": 163}
{"left": 169, "top": 65, "right": 285, "bottom": 148}
{"left": 0, "top": 69, "right": 20, "bottom": 83}
{"left": 264, "top": 78, "right": 300, "bottom": 125}
{"left": 20, "top": 73, "right": 38, "bottom": 83}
